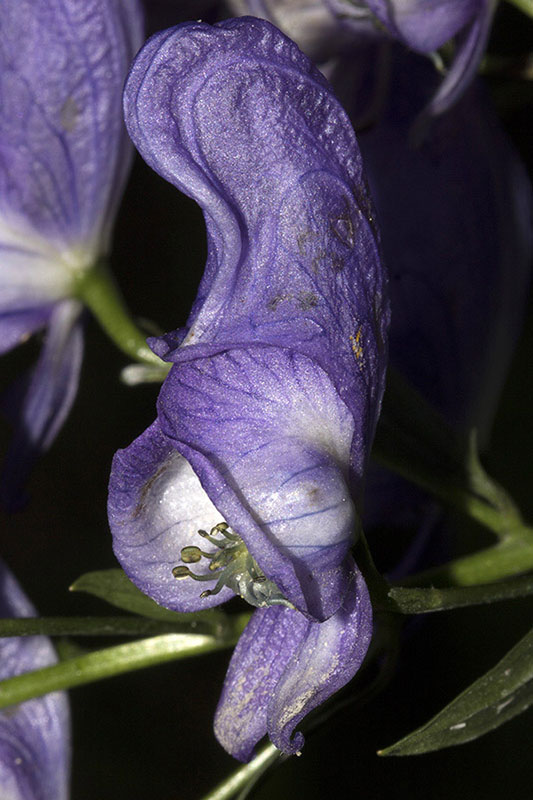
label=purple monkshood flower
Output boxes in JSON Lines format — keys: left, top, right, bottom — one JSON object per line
{"left": 0, "top": 560, "right": 70, "bottom": 800}
{"left": 0, "top": 0, "right": 144, "bottom": 507}
{"left": 108, "top": 17, "right": 388, "bottom": 760}
{"left": 227, "top": 0, "right": 497, "bottom": 118}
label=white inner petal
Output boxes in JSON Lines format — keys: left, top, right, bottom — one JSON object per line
{"left": 0, "top": 213, "right": 94, "bottom": 310}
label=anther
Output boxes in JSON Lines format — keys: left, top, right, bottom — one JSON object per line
{"left": 172, "top": 565, "right": 192, "bottom": 579}
{"left": 180, "top": 546, "right": 203, "bottom": 563}
{"left": 197, "top": 529, "right": 226, "bottom": 548}
{"left": 213, "top": 522, "right": 228, "bottom": 532}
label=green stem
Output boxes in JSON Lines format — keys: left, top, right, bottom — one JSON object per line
{"left": 505, "top": 0, "right": 533, "bottom": 19}
{"left": 74, "top": 260, "right": 165, "bottom": 367}
{"left": 389, "top": 572, "right": 533, "bottom": 614}
{"left": 400, "top": 536, "right": 533, "bottom": 588}
{"left": 0, "top": 634, "right": 230, "bottom": 710}
{"left": 372, "top": 435, "right": 506, "bottom": 537}
{"left": 0, "top": 616, "right": 215, "bottom": 638}
{"left": 199, "top": 744, "right": 281, "bottom": 800}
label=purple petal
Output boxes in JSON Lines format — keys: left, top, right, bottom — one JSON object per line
{"left": 214, "top": 559, "right": 372, "bottom": 760}
{"left": 158, "top": 346, "right": 357, "bottom": 619}
{"left": 0, "top": 308, "right": 51, "bottom": 356}
{"left": 214, "top": 605, "right": 307, "bottom": 761}
{"left": 0, "top": 560, "right": 70, "bottom": 800}
{"left": 227, "top": 1, "right": 359, "bottom": 63}
{"left": 119, "top": 17, "right": 388, "bottom": 620}
{"left": 109, "top": 419, "right": 234, "bottom": 612}
{"left": 1, "top": 299, "right": 84, "bottom": 510}
{"left": 361, "top": 0, "right": 482, "bottom": 52}
{"left": 124, "top": 17, "right": 388, "bottom": 469}
{"left": 421, "top": 0, "right": 496, "bottom": 120}
{"left": 0, "top": 0, "right": 143, "bottom": 252}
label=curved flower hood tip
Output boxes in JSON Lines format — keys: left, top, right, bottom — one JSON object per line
{"left": 0, "top": 0, "right": 144, "bottom": 508}
{"left": 109, "top": 17, "right": 387, "bottom": 758}
{"left": 0, "top": 560, "right": 70, "bottom": 800}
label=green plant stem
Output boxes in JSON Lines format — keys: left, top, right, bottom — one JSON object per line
{"left": 0, "top": 616, "right": 215, "bottom": 638}
{"left": 506, "top": 0, "right": 533, "bottom": 19}
{"left": 73, "top": 260, "right": 165, "bottom": 367}
{"left": 372, "top": 435, "right": 506, "bottom": 537}
{"left": 199, "top": 744, "right": 281, "bottom": 800}
{"left": 0, "top": 634, "right": 230, "bottom": 710}
{"left": 389, "top": 572, "right": 533, "bottom": 614}
{"left": 400, "top": 536, "right": 533, "bottom": 588}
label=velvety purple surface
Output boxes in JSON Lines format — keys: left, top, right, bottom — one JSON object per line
{"left": 214, "top": 559, "right": 371, "bottom": 759}
{"left": 112, "top": 16, "right": 388, "bottom": 606}
{"left": 0, "top": 560, "right": 70, "bottom": 800}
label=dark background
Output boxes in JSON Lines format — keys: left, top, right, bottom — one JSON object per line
{"left": 1, "top": 2, "right": 532, "bottom": 798}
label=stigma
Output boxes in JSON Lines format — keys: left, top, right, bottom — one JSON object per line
{"left": 172, "top": 522, "right": 293, "bottom": 610}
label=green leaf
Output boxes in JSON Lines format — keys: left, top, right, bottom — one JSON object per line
{"left": 389, "top": 572, "right": 533, "bottom": 614}
{"left": 380, "top": 626, "right": 533, "bottom": 756}
{"left": 70, "top": 568, "right": 226, "bottom": 629}
{"left": 505, "top": 0, "right": 533, "bottom": 20}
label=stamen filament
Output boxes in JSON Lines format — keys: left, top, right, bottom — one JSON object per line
{"left": 172, "top": 521, "right": 292, "bottom": 610}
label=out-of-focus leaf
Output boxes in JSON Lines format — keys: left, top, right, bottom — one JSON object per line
{"left": 380, "top": 626, "right": 533, "bottom": 755}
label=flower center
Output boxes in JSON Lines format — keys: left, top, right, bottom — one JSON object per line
{"left": 172, "top": 522, "right": 293, "bottom": 610}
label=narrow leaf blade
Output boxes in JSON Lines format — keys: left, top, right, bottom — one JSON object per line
{"left": 380, "top": 626, "right": 533, "bottom": 755}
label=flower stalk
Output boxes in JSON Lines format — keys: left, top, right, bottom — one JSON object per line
{"left": 74, "top": 259, "right": 168, "bottom": 370}
{"left": 0, "top": 632, "right": 239, "bottom": 712}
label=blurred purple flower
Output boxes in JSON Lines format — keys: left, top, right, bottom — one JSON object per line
{"left": 0, "top": 0, "right": 144, "bottom": 507}
{"left": 355, "top": 47, "right": 532, "bottom": 545}
{"left": 108, "top": 17, "right": 388, "bottom": 759}
{"left": 227, "top": 0, "right": 497, "bottom": 118}
{"left": 0, "top": 559, "right": 70, "bottom": 800}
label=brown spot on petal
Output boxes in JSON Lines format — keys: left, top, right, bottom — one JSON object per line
{"left": 298, "top": 292, "right": 318, "bottom": 310}
{"left": 60, "top": 97, "right": 80, "bottom": 132}
{"left": 267, "top": 293, "right": 291, "bottom": 311}
{"left": 133, "top": 463, "right": 169, "bottom": 519}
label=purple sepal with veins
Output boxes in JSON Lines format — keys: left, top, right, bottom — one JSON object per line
{"left": 109, "top": 17, "right": 387, "bottom": 759}
{"left": 0, "top": 0, "right": 143, "bottom": 507}
{"left": 0, "top": 559, "right": 70, "bottom": 800}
